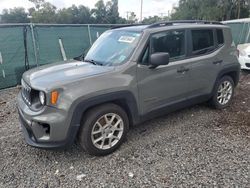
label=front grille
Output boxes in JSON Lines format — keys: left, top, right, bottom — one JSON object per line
{"left": 21, "top": 79, "right": 32, "bottom": 106}
{"left": 246, "top": 63, "right": 250, "bottom": 68}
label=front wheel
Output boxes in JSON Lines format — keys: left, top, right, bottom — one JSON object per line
{"left": 209, "top": 76, "right": 235, "bottom": 109}
{"left": 78, "top": 103, "right": 129, "bottom": 156}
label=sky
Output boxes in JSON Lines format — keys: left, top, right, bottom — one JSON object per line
{"left": 0, "top": 0, "right": 178, "bottom": 19}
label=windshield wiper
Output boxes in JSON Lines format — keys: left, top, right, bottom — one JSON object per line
{"left": 84, "top": 59, "right": 103, "bottom": 66}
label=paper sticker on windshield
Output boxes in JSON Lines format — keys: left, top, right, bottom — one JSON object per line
{"left": 118, "top": 36, "right": 136, "bottom": 43}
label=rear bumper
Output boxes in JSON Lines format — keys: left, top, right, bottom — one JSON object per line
{"left": 17, "top": 92, "right": 79, "bottom": 149}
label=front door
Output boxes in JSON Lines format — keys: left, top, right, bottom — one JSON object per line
{"left": 137, "top": 29, "right": 192, "bottom": 114}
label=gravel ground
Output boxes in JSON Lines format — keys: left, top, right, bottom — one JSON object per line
{"left": 0, "top": 71, "right": 250, "bottom": 187}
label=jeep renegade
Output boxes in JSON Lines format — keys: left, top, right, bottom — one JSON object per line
{"left": 17, "top": 21, "right": 240, "bottom": 156}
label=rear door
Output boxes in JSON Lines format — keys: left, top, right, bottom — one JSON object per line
{"left": 186, "top": 28, "right": 224, "bottom": 96}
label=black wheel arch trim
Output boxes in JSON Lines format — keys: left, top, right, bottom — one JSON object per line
{"left": 69, "top": 90, "right": 140, "bottom": 128}
{"left": 64, "top": 91, "right": 140, "bottom": 146}
{"left": 210, "top": 63, "right": 240, "bottom": 99}
{"left": 217, "top": 63, "right": 240, "bottom": 86}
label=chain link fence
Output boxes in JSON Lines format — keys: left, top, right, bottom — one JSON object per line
{"left": 0, "top": 24, "right": 117, "bottom": 89}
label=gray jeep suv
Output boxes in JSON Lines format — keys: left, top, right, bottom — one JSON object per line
{"left": 17, "top": 21, "right": 240, "bottom": 156}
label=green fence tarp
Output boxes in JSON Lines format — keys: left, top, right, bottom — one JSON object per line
{"left": 227, "top": 23, "right": 250, "bottom": 46}
{"left": 0, "top": 26, "right": 32, "bottom": 89}
{"left": 0, "top": 24, "right": 113, "bottom": 89}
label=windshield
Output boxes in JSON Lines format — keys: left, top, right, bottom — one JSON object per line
{"left": 84, "top": 30, "right": 142, "bottom": 66}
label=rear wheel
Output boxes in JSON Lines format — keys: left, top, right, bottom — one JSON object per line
{"left": 210, "top": 76, "right": 235, "bottom": 109}
{"left": 78, "top": 103, "right": 129, "bottom": 156}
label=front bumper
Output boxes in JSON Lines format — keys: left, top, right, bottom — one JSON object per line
{"left": 17, "top": 92, "right": 79, "bottom": 149}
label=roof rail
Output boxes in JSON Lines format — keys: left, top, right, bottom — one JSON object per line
{"left": 147, "top": 20, "right": 224, "bottom": 28}
{"left": 111, "top": 24, "right": 145, "bottom": 29}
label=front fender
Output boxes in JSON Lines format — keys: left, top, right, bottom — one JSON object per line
{"left": 69, "top": 91, "right": 140, "bottom": 130}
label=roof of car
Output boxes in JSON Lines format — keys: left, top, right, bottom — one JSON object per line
{"left": 112, "top": 20, "right": 225, "bottom": 32}
{"left": 113, "top": 25, "right": 149, "bottom": 32}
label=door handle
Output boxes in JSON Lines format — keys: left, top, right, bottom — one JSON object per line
{"left": 213, "top": 60, "right": 223, "bottom": 65}
{"left": 177, "top": 67, "right": 189, "bottom": 73}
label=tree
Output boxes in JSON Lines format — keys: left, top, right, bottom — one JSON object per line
{"left": 91, "top": 0, "right": 126, "bottom": 24}
{"left": 171, "top": 0, "right": 250, "bottom": 21}
{"left": 1, "top": 8, "right": 29, "bottom": 23}
{"left": 30, "top": 2, "right": 57, "bottom": 23}
{"left": 56, "top": 7, "right": 74, "bottom": 24}
{"left": 142, "top": 16, "right": 163, "bottom": 24}
{"left": 0, "top": 0, "right": 128, "bottom": 24}
{"left": 28, "top": 0, "right": 45, "bottom": 10}
{"left": 218, "top": 0, "right": 238, "bottom": 20}
{"left": 106, "top": 0, "right": 120, "bottom": 23}
{"left": 91, "top": 0, "right": 108, "bottom": 23}
{"left": 28, "top": 7, "right": 36, "bottom": 16}
{"left": 77, "top": 5, "right": 93, "bottom": 23}
{"left": 57, "top": 5, "right": 93, "bottom": 24}
{"left": 127, "top": 12, "right": 138, "bottom": 24}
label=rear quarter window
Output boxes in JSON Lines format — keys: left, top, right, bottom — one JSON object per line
{"left": 216, "top": 29, "right": 224, "bottom": 45}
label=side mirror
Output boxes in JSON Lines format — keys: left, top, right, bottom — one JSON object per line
{"left": 149, "top": 52, "right": 170, "bottom": 69}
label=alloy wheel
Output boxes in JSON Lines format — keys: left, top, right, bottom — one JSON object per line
{"left": 91, "top": 113, "right": 124, "bottom": 150}
{"left": 217, "top": 80, "right": 233, "bottom": 105}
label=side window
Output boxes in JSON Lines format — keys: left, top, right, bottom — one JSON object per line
{"left": 151, "top": 30, "right": 186, "bottom": 61}
{"left": 191, "top": 29, "right": 214, "bottom": 55}
{"left": 216, "top": 29, "right": 224, "bottom": 45}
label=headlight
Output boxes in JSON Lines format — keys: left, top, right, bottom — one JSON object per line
{"left": 239, "top": 50, "right": 246, "bottom": 56}
{"left": 39, "top": 91, "right": 46, "bottom": 105}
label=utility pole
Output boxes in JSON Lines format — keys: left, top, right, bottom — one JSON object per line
{"left": 159, "top": 13, "right": 165, "bottom": 18}
{"left": 237, "top": 0, "right": 241, "bottom": 19}
{"left": 140, "top": 0, "right": 143, "bottom": 22}
{"left": 159, "top": 13, "right": 167, "bottom": 20}
{"left": 126, "top": 11, "right": 131, "bottom": 20}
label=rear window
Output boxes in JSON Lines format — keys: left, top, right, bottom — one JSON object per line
{"left": 216, "top": 29, "right": 224, "bottom": 45}
{"left": 192, "top": 29, "right": 214, "bottom": 54}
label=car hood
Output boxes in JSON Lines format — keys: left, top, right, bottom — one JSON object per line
{"left": 22, "top": 60, "right": 114, "bottom": 90}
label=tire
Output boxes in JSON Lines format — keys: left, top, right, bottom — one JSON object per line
{"left": 209, "top": 76, "right": 235, "bottom": 109}
{"left": 78, "top": 103, "right": 129, "bottom": 156}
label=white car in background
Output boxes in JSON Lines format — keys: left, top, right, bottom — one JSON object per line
{"left": 238, "top": 43, "right": 250, "bottom": 70}
{"left": 223, "top": 18, "right": 250, "bottom": 70}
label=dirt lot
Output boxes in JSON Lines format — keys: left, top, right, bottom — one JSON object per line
{"left": 0, "top": 71, "right": 250, "bottom": 187}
